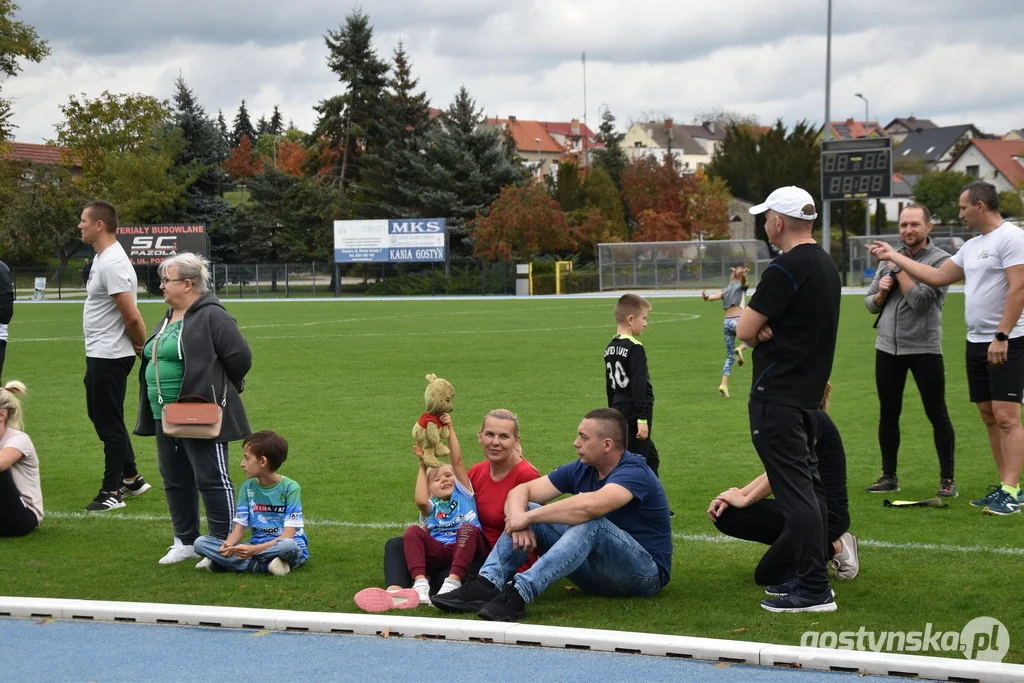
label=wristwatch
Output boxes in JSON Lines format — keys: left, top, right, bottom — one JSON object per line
{"left": 889, "top": 265, "right": 902, "bottom": 275}
{"left": 995, "top": 332, "right": 1010, "bottom": 342}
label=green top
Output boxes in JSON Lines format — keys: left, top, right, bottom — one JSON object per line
{"left": 144, "top": 319, "right": 184, "bottom": 419}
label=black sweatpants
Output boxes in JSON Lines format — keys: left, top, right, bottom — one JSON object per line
{"left": 875, "top": 350, "right": 955, "bottom": 479}
{"left": 713, "top": 499, "right": 849, "bottom": 586}
{"left": 0, "top": 339, "right": 7, "bottom": 384}
{"left": 84, "top": 356, "right": 138, "bottom": 493}
{"left": 613, "top": 408, "right": 660, "bottom": 477}
{"left": 383, "top": 536, "right": 485, "bottom": 594}
{"left": 0, "top": 468, "right": 39, "bottom": 537}
{"left": 155, "top": 422, "right": 236, "bottom": 543}
{"left": 748, "top": 400, "right": 829, "bottom": 594}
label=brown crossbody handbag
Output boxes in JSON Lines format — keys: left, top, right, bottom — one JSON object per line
{"left": 153, "top": 323, "right": 223, "bottom": 439}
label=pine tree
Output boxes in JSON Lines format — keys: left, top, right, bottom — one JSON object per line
{"left": 231, "top": 100, "right": 256, "bottom": 148}
{"left": 592, "top": 105, "right": 628, "bottom": 188}
{"left": 216, "top": 109, "right": 229, "bottom": 147}
{"left": 172, "top": 75, "right": 228, "bottom": 198}
{"left": 269, "top": 105, "right": 284, "bottom": 135}
{"left": 387, "top": 40, "right": 431, "bottom": 144}
{"left": 444, "top": 85, "right": 481, "bottom": 135}
{"left": 310, "top": 9, "right": 390, "bottom": 194}
{"left": 256, "top": 114, "right": 269, "bottom": 135}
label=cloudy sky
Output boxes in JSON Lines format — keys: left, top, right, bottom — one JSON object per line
{"left": 6, "top": 0, "right": 1023, "bottom": 144}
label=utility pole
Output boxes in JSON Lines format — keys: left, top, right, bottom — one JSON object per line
{"left": 822, "top": 0, "right": 833, "bottom": 255}
{"left": 582, "top": 52, "right": 589, "bottom": 167}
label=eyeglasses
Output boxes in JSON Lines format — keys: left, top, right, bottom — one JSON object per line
{"left": 160, "top": 277, "right": 188, "bottom": 285}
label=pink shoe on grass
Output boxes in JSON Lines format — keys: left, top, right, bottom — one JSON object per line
{"left": 354, "top": 587, "right": 421, "bottom": 613}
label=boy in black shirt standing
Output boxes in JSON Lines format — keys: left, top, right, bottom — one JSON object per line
{"left": 737, "top": 186, "right": 841, "bottom": 613}
{"left": 605, "top": 294, "right": 660, "bottom": 476}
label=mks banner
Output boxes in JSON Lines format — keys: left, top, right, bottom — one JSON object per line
{"left": 334, "top": 219, "right": 446, "bottom": 263}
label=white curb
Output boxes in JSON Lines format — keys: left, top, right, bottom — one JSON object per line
{"left": 2, "top": 596, "right": 1022, "bottom": 681}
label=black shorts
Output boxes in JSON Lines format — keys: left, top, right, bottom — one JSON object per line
{"left": 966, "top": 337, "right": 1024, "bottom": 403}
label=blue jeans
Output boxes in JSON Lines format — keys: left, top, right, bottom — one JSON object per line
{"left": 478, "top": 505, "right": 663, "bottom": 603}
{"left": 193, "top": 535, "right": 306, "bottom": 573}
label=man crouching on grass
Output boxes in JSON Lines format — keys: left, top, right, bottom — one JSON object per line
{"left": 432, "top": 408, "right": 672, "bottom": 621}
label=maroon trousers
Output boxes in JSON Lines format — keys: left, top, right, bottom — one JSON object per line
{"left": 403, "top": 523, "right": 490, "bottom": 580}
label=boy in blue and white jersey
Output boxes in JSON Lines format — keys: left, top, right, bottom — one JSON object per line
{"left": 194, "top": 430, "right": 308, "bottom": 575}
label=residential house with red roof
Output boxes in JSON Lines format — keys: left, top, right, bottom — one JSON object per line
{"left": 481, "top": 116, "right": 602, "bottom": 178}
{"left": 825, "top": 118, "right": 888, "bottom": 140}
{"left": 1, "top": 142, "right": 73, "bottom": 167}
{"left": 946, "top": 139, "right": 1024, "bottom": 195}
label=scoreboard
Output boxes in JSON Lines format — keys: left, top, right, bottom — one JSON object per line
{"left": 820, "top": 137, "right": 893, "bottom": 201}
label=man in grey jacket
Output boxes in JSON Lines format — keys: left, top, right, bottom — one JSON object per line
{"left": 864, "top": 204, "right": 956, "bottom": 497}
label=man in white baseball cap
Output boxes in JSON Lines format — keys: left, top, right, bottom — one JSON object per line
{"left": 736, "top": 186, "right": 842, "bottom": 613}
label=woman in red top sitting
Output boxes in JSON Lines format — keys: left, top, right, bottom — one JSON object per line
{"left": 380, "top": 408, "right": 539, "bottom": 599}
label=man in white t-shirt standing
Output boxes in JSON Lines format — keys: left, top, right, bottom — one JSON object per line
{"left": 79, "top": 200, "right": 151, "bottom": 512}
{"left": 870, "top": 181, "right": 1024, "bottom": 516}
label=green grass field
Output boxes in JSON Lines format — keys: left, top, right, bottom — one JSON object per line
{"left": 2, "top": 293, "right": 1022, "bottom": 662}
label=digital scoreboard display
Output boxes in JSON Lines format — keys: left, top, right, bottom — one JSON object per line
{"left": 820, "top": 137, "right": 893, "bottom": 201}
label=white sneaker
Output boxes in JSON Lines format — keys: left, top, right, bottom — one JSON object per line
{"left": 437, "top": 577, "right": 461, "bottom": 596}
{"left": 158, "top": 538, "right": 199, "bottom": 565}
{"left": 831, "top": 532, "right": 859, "bottom": 580}
{"left": 268, "top": 558, "right": 291, "bottom": 576}
{"left": 195, "top": 558, "right": 211, "bottom": 570}
{"left": 412, "top": 579, "right": 432, "bottom": 606}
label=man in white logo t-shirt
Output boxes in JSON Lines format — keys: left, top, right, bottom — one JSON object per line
{"left": 870, "top": 181, "right": 1024, "bottom": 517}
{"left": 79, "top": 201, "right": 151, "bottom": 512}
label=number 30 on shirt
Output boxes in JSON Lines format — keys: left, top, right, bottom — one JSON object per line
{"left": 607, "top": 361, "right": 630, "bottom": 389}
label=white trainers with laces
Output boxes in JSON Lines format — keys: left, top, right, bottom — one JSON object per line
{"left": 831, "top": 532, "right": 859, "bottom": 580}
{"left": 437, "top": 577, "right": 462, "bottom": 596}
{"left": 267, "top": 558, "right": 291, "bottom": 576}
{"left": 158, "top": 538, "right": 199, "bottom": 565}
{"left": 195, "top": 558, "right": 212, "bottom": 570}
{"left": 412, "top": 578, "right": 432, "bottom": 606}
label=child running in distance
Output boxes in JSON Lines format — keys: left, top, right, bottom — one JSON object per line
{"left": 355, "top": 413, "right": 486, "bottom": 612}
{"left": 193, "top": 430, "right": 308, "bottom": 575}
{"left": 702, "top": 266, "right": 750, "bottom": 398}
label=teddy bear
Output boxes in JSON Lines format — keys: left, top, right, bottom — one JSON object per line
{"left": 412, "top": 373, "right": 455, "bottom": 467}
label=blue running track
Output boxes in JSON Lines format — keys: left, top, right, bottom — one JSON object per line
{"left": 0, "top": 616, "right": 926, "bottom": 682}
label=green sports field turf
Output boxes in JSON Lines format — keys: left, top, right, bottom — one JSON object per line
{"left": 2, "top": 293, "right": 1022, "bottom": 662}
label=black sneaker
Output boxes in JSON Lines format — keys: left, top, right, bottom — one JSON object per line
{"left": 478, "top": 581, "right": 527, "bottom": 622}
{"left": 764, "top": 579, "right": 799, "bottom": 597}
{"left": 118, "top": 475, "right": 152, "bottom": 498}
{"left": 85, "top": 490, "right": 126, "bottom": 511}
{"left": 865, "top": 475, "right": 899, "bottom": 493}
{"left": 761, "top": 586, "right": 837, "bottom": 613}
{"left": 937, "top": 478, "right": 958, "bottom": 498}
{"left": 431, "top": 576, "right": 500, "bottom": 613}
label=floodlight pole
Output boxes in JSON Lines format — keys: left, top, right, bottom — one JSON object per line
{"left": 822, "top": 0, "right": 833, "bottom": 255}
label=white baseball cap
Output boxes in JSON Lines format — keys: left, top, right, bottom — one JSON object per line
{"left": 749, "top": 186, "right": 818, "bottom": 221}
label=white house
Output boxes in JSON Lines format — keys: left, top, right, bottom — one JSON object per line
{"left": 946, "top": 139, "right": 1024, "bottom": 195}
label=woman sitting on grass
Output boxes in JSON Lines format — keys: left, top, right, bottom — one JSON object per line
{"left": 361, "top": 409, "right": 539, "bottom": 611}
{"left": 355, "top": 413, "right": 487, "bottom": 610}
{"left": 0, "top": 381, "right": 43, "bottom": 537}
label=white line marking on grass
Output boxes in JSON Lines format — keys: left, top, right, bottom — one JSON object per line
{"left": 45, "top": 512, "right": 1024, "bottom": 555}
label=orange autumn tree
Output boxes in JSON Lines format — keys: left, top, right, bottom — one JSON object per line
{"left": 470, "top": 182, "right": 570, "bottom": 260}
{"left": 621, "top": 154, "right": 730, "bottom": 241}
{"left": 274, "top": 139, "right": 308, "bottom": 177}
{"left": 223, "top": 134, "right": 263, "bottom": 180}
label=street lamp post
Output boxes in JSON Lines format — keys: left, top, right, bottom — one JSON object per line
{"left": 854, "top": 93, "right": 869, "bottom": 128}
{"left": 855, "top": 92, "right": 872, "bottom": 235}
{"left": 535, "top": 137, "right": 542, "bottom": 177}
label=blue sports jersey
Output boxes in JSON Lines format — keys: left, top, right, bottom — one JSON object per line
{"left": 422, "top": 479, "right": 481, "bottom": 545}
{"left": 234, "top": 476, "right": 309, "bottom": 560}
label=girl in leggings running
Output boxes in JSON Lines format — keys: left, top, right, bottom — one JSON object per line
{"left": 702, "top": 266, "right": 749, "bottom": 398}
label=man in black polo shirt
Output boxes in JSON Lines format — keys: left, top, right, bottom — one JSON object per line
{"left": 736, "top": 186, "right": 841, "bottom": 613}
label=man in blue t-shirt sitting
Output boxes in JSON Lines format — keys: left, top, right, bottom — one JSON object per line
{"left": 432, "top": 408, "right": 672, "bottom": 621}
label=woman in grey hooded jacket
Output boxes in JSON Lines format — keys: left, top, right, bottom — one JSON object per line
{"left": 134, "top": 252, "right": 252, "bottom": 566}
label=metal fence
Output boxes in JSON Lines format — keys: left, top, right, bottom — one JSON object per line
{"left": 7, "top": 258, "right": 600, "bottom": 300}
{"left": 847, "top": 232, "right": 976, "bottom": 286}
{"left": 597, "top": 239, "right": 771, "bottom": 291}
